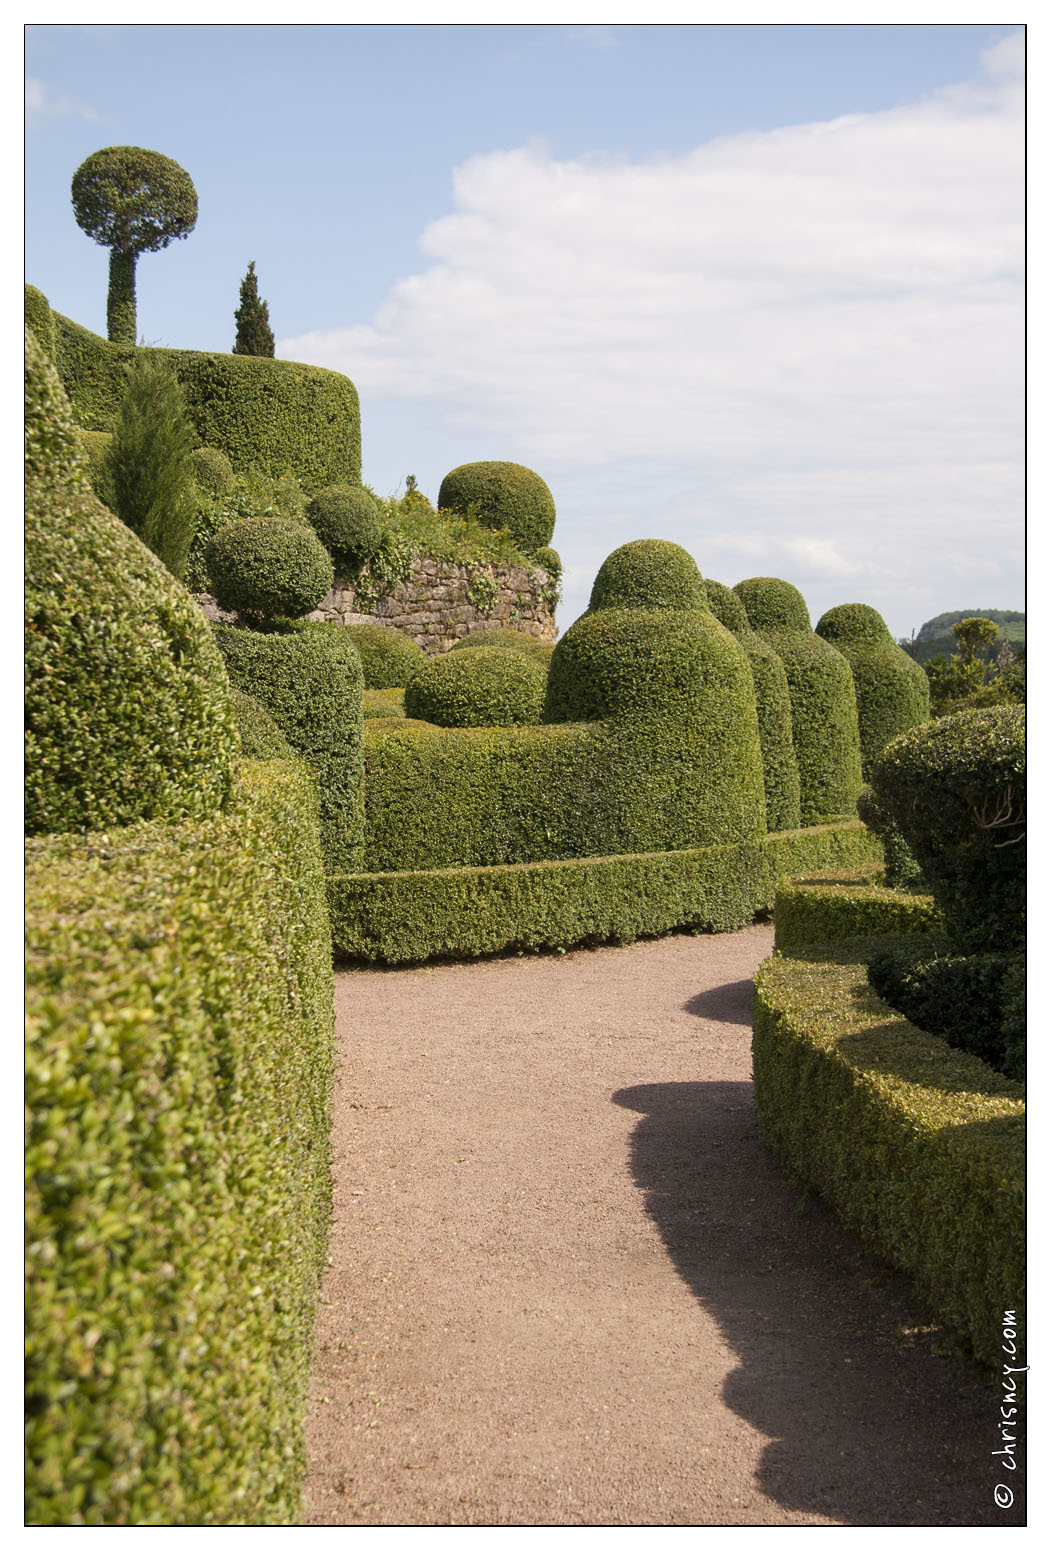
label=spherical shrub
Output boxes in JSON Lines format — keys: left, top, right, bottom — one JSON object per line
{"left": 24, "top": 325, "right": 238, "bottom": 836}
{"left": 816, "top": 602, "right": 930, "bottom": 780}
{"left": 734, "top": 576, "right": 812, "bottom": 634}
{"left": 869, "top": 706, "right": 1024, "bottom": 954}
{"left": 405, "top": 646, "right": 547, "bottom": 727}
{"left": 590, "top": 539, "right": 707, "bottom": 613}
{"left": 345, "top": 623, "right": 425, "bottom": 689}
{"left": 535, "top": 545, "right": 562, "bottom": 579}
{"left": 192, "top": 445, "right": 235, "bottom": 496}
{"left": 450, "top": 629, "right": 554, "bottom": 668}
{"left": 206, "top": 515, "right": 334, "bottom": 621}
{"left": 306, "top": 485, "right": 384, "bottom": 573}
{"left": 438, "top": 461, "right": 556, "bottom": 553}
{"left": 701, "top": 577, "right": 749, "bottom": 635}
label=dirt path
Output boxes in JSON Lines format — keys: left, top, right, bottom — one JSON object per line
{"left": 305, "top": 926, "right": 1021, "bottom": 1527}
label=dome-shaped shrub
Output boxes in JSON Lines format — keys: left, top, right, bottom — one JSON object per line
{"left": 816, "top": 602, "right": 930, "bottom": 779}
{"left": 705, "top": 577, "right": 801, "bottom": 833}
{"left": 590, "top": 539, "right": 707, "bottom": 612}
{"left": 438, "top": 462, "right": 555, "bottom": 553}
{"left": 345, "top": 623, "right": 424, "bottom": 689}
{"left": 206, "top": 515, "right": 334, "bottom": 621}
{"left": 192, "top": 445, "right": 235, "bottom": 496}
{"left": 405, "top": 646, "right": 547, "bottom": 728}
{"left": 24, "top": 325, "right": 238, "bottom": 836}
{"left": 535, "top": 545, "right": 562, "bottom": 579}
{"left": 450, "top": 628, "right": 554, "bottom": 668}
{"left": 734, "top": 575, "right": 862, "bottom": 825}
{"left": 25, "top": 283, "right": 56, "bottom": 361}
{"left": 306, "top": 485, "right": 384, "bottom": 573}
{"left": 229, "top": 686, "right": 296, "bottom": 758}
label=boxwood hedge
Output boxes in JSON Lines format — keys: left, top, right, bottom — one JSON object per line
{"left": 438, "top": 461, "right": 556, "bottom": 554}
{"left": 404, "top": 646, "right": 547, "bottom": 727}
{"left": 345, "top": 623, "right": 424, "bottom": 689}
{"left": 772, "top": 867, "right": 943, "bottom": 956}
{"left": 816, "top": 603, "right": 930, "bottom": 779}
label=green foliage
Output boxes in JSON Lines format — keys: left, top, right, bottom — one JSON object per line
{"left": 344, "top": 624, "right": 424, "bottom": 689}
{"left": 904, "top": 609, "right": 1025, "bottom": 667}
{"left": 856, "top": 784, "right": 923, "bottom": 888}
{"left": 772, "top": 868, "right": 942, "bottom": 956}
{"left": 25, "top": 760, "right": 332, "bottom": 1524}
{"left": 71, "top": 146, "right": 198, "bottom": 344}
{"left": 920, "top": 615, "right": 1025, "bottom": 719}
{"left": 752, "top": 945, "right": 1024, "bottom": 1370}
{"left": 350, "top": 527, "right": 418, "bottom": 614}
{"left": 191, "top": 445, "right": 235, "bottom": 495}
{"left": 534, "top": 545, "right": 561, "bottom": 579}
{"left": 867, "top": 941, "right": 1023, "bottom": 1078}
{"left": 952, "top": 616, "right": 1000, "bottom": 663}
{"left": 404, "top": 646, "right": 547, "bottom": 728}
{"left": 704, "top": 577, "right": 801, "bottom": 833}
{"left": 307, "top": 485, "right": 384, "bottom": 573}
{"left": 233, "top": 260, "right": 275, "bottom": 357}
{"left": 438, "top": 461, "right": 556, "bottom": 554}
{"left": 213, "top": 621, "right": 365, "bottom": 871}
{"left": 450, "top": 629, "right": 554, "bottom": 667}
{"left": 25, "top": 283, "right": 56, "bottom": 360}
{"left": 105, "top": 355, "right": 199, "bottom": 581}
{"left": 188, "top": 467, "right": 308, "bottom": 594}
{"left": 870, "top": 707, "right": 1025, "bottom": 954}
{"left": 74, "top": 428, "right": 116, "bottom": 508}
{"left": 53, "top": 311, "right": 361, "bottom": 488}
{"left": 329, "top": 818, "right": 881, "bottom": 964}
{"left": 206, "top": 516, "right": 333, "bottom": 622}
{"left": 363, "top": 687, "right": 407, "bottom": 719}
{"left": 734, "top": 576, "right": 863, "bottom": 824}
{"left": 229, "top": 687, "right": 296, "bottom": 758}
{"left": 589, "top": 539, "right": 707, "bottom": 612}
{"left": 24, "top": 326, "right": 237, "bottom": 837}
{"left": 816, "top": 602, "right": 930, "bottom": 780}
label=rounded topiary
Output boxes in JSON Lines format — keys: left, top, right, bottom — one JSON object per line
{"left": 450, "top": 629, "right": 554, "bottom": 668}
{"left": 24, "top": 325, "right": 238, "bottom": 836}
{"left": 705, "top": 577, "right": 801, "bottom": 833}
{"left": 535, "top": 545, "right": 562, "bottom": 579}
{"left": 192, "top": 445, "right": 235, "bottom": 496}
{"left": 25, "top": 284, "right": 56, "bottom": 361}
{"left": 869, "top": 706, "right": 1024, "bottom": 954}
{"left": 816, "top": 602, "right": 930, "bottom": 780}
{"left": 229, "top": 686, "right": 296, "bottom": 759}
{"left": 734, "top": 575, "right": 862, "bottom": 825}
{"left": 345, "top": 623, "right": 425, "bottom": 689}
{"left": 590, "top": 539, "right": 707, "bottom": 613}
{"left": 306, "top": 485, "right": 384, "bottom": 573}
{"left": 206, "top": 515, "right": 334, "bottom": 621}
{"left": 405, "top": 646, "right": 548, "bottom": 728}
{"left": 438, "top": 461, "right": 556, "bottom": 553}
{"left": 74, "top": 428, "right": 117, "bottom": 510}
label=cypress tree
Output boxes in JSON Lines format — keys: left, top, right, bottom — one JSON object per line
{"left": 104, "top": 356, "right": 198, "bottom": 582}
{"left": 233, "top": 261, "right": 276, "bottom": 356}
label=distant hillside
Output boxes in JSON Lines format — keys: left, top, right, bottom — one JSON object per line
{"left": 900, "top": 609, "right": 1025, "bottom": 665}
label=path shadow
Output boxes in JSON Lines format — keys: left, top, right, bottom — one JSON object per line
{"left": 612, "top": 1077, "right": 1023, "bottom": 1526}
{"left": 683, "top": 979, "right": 755, "bottom": 1026}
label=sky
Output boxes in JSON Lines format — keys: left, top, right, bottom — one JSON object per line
{"left": 24, "top": 17, "right": 1025, "bottom": 641}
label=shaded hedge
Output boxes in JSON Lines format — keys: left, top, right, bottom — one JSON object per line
{"left": 191, "top": 445, "right": 234, "bottom": 496}
{"left": 25, "top": 759, "right": 333, "bottom": 1524}
{"left": 329, "top": 819, "right": 882, "bottom": 964}
{"left": 25, "top": 283, "right": 57, "bottom": 360}
{"left": 229, "top": 686, "right": 296, "bottom": 758}
{"left": 752, "top": 944, "right": 1024, "bottom": 1370}
{"left": 52, "top": 308, "right": 361, "bottom": 488}
{"left": 404, "top": 646, "right": 547, "bottom": 728}
{"left": 25, "top": 326, "right": 238, "bottom": 837}
{"left": 816, "top": 603, "right": 930, "bottom": 779}
{"left": 450, "top": 628, "right": 555, "bottom": 667}
{"left": 734, "top": 576, "right": 862, "bottom": 825}
{"left": 206, "top": 515, "right": 333, "bottom": 621}
{"left": 772, "top": 867, "right": 942, "bottom": 956}
{"left": 213, "top": 622, "right": 365, "bottom": 871}
{"left": 867, "top": 940, "right": 1023, "bottom": 1078}
{"left": 438, "top": 461, "right": 556, "bottom": 553}
{"left": 345, "top": 623, "right": 424, "bottom": 689}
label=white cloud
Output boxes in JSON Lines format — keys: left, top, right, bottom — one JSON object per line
{"left": 280, "top": 31, "right": 1023, "bottom": 637}
{"left": 25, "top": 76, "right": 100, "bottom": 120}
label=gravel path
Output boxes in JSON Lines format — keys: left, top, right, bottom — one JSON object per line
{"left": 305, "top": 926, "right": 1021, "bottom": 1526}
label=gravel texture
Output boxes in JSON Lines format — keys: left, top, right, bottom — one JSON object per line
{"left": 306, "top": 925, "right": 1023, "bottom": 1526}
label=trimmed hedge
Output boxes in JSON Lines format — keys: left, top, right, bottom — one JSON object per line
{"left": 867, "top": 941, "right": 1023, "bottom": 1078}
{"left": 25, "top": 759, "right": 334, "bottom": 1524}
{"left": 52, "top": 308, "right": 361, "bottom": 488}
{"left": 25, "top": 325, "right": 238, "bottom": 837}
{"left": 363, "top": 687, "right": 407, "bottom": 719}
{"left": 329, "top": 818, "right": 882, "bottom": 964}
{"left": 345, "top": 623, "right": 424, "bottom": 689}
{"left": 230, "top": 686, "right": 296, "bottom": 758}
{"left": 438, "top": 461, "right": 556, "bottom": 553}
{"left": 25, "top": 283, "right": 57, "bottom": 360}
{"left": 816, "top": 603, "right": 930, "bottom": 779}
{"left": 772, "top": 867, "right": 942, "bottom": 956}
{"left": 450, "top": 628, "right": 555, "bottom": 667}
{"left": 734, "top": 576, "right": 863, "bottom": 825}
{"left": 589, "top": 539, "right": 707, "bottom": 612}
{"left": 752, "top": 945, "right": 1024, "bottom": 1369}
{"left": 213, "top": 621, "right": 365, "bottom": 871}
{"left": 306, "top": 485, "right": 384, "bottom": 573}
{"left": 404, "top": 646, "right": 547, "bottom": 728}
{"left": 206, "top": 515, "right": 334, "bottom": 621}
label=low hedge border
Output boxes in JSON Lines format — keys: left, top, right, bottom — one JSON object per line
{"left": 327, "top": 818, "right": 881, "bottom": 964}
{"left": 773, "top": 867, "right": 944, "bottom": 955}
{"left": 25, "top": 759, "right": 333, "bottom": 1525}
{"left": 752, "top": 945, "right": 1024, "bottom": 1369}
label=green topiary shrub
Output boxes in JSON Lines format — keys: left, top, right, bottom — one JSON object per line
{"left": 344, "top": 623, "right": 424, "bottom": 689}
{"left": 24, "top": 326, "right": 238, "bottom": 837}
{"left": 867, "top": 941, "right": 1021, "bottom": 1076}
{"left": 734, "top": 576, "right": 863, "bottom": 825}
{"left": 589, "top": 539, "right": 707, "bottom": 612}
{"left": 25, "top": 283, "right": 56, "bottom": 360}
{"left": 106, "top": 354, "right": 199, "bottom": 582}
{"left": 306, "top": 485, "right": 384, "bottom": 573}
{"left": 192, "top": 445, "right": 235, "bottom": 496}
{"left": 450, "top": 628, "right": 555, "bottom": 667}
{"left": 816, "top": 602, "right": 930, "bottom": 779}
{"left": 213, "top": 621, "right": 365, "bottom": 871}
{"left": 535, "top": 545, "right": 561, "bottom": 578}
{"left": 772, "top": 867, "right": 941, "bottom": 956}
{"left": 438, "top": 461, "right": 556, "bottom": 553}
{"left": 405, "top": 646, "right": 547, "bottom": 728}
{"left": 74, "top": 427, "right": 116, "bottom": 509}
{"left": 855, "top": 783, "right": 923, "bottom": 888}
{"left": 206, "top": 515, "right": 334, "bottom": 622}
{"left": 229, "top": 687, "right": 296, "bottom": 758}
{"left": 869, "top": 706, "right": 1025, "bottom": 954}
{"left": 363, "top": 687, "right": 407, "bottom": 719}
{"left": 704, "top": 577, "right": 801, "bottom": 833}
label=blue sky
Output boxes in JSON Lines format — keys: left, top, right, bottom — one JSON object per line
{"left": 25, "top": 19, "right": 1025, "bottom": 639}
